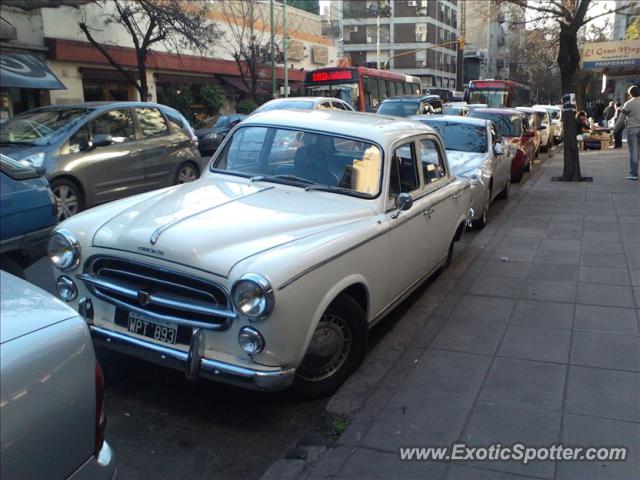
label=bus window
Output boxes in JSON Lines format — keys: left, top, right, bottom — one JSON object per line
{"left": 389, "top": 81, "right": 397, "bottom": 97}
{"left": 396, "top": 81, "right": 405, "bottom": 95}
{"left": 378, "top": 79, "right": 388, "bottom": 100}
{"left": 364, "top": 76, "right": 381, "bottom": 111}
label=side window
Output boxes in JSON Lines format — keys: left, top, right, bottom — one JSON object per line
{"left": 67, "top": 124, "right": 91, "bottom": 154}
{"left": 136, "top": 107, "right": 169, "bottom": 138}
{"left": 389, "top": 142, "right": 419, "bottom": 197}
{"left": 165, "top": 110, "right": 188, "bottom": 134}
{"left": 317, "top": 102, "right": 332, "bottom": 110}
{"left": 331, "top": 101, "right": 348, "bottom": 111}
{"left": 419, "top": 138, "right": 446, "bottom": 184}
{"left": 490, "top": 124, "right": 501, "bottom": 145}
{"left": 91, "top": 109, "right": 135, "bottom": 143}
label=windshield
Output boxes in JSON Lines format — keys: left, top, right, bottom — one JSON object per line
{"left": 443, "top": 107, "right": 463, "bottom": 116}
{"left": 306, "top": 83, "right": 360, "bottom": 110}
{"left": 1, "top": 108, "right": 91, "bottom": 145}
{"left": 212, "top": 126, "right": 382, "bottom": 197}
{"left": 378, "top": 101, "right": 420, "bottom": 117}
{"left": 420, "top": 121, "right": 487, "bottom": 153}
{"left": 468, "top": 90, "right": 508, "bottom": 108}
{"left": 469, "top": 112, "right": 522, "bottom": 137}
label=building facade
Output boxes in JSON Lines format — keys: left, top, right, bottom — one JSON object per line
{"left": 462, "top": 0, "right": 524, "bottom": 85}
{"left": 329, "top": 0, "right": 460, "bottom": 90}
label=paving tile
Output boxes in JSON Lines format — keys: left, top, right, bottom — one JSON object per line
{"left": 432, "top": 294, "right": 464, "bottom": 318}
{"left": 479, "top": 357, "right": 566, "bottom": 410}
{"left": 445, "top": 465, "right": 539, "bottom": 480}
{"left": 479, "top": 260, "right": 531, "bottom": 279}
{"left": 579, "top": 252, "right": 628, "bottom": 268}
{"left": 340, "top": 448, "right": 447, "bottom": 480}
{"left": 631, "top": 269, "right": 640, "bottom": 287}
{"left": 566, "top": 365, "right": 640, "bottom": 422}
{"left": 584, "top": 214, "right": 619, "bottom": 223}
{"left": 507, "top": 227, "right": 547, "bottom": 239}
{"left": 534, "top": 249, "right": 580, "bottom": 265}
{"left": 576, "top": 283, "right": 635, "bottom": 308}
{"left": 571, "top": 331, "right": 640, "bottom": 371}
{"left": 450, "top": 296, "right": 516, "bottom": 323}
{"left": 521, "top": 279, "right": 577, "bottom": 303}
{"left": 539, "top": 239, "right": 581, "bottom": 251}
{"left": 361, "top": 391, "right": 473, "bottom": 451}
{"left": 431, "top": 317, "right": 507, "bottom": 355}
{"left": 578, "top": 266, "right": 631, "bottom": 286}
{"left": 573, "top": 304, "right": 640, "bottom": 335}
{"left": 498, "top": 237, "right": 542, "bottom": 249}
{"left": 545, "top": 226, "right": 583, "bottom": 241}
{"left": 582, "top": 230, "right": 622, "bottom": 242}
{"left": 583, "top": 222, "right": 621, "bottom": 233}
{"left": 403, "top": 349, "right": 492, "bottom": 398}
{"left": 490, "top": 247, "right": 537, "bottom": 263}
{"left": 556, "top": 414, "right": 640, "bottom": 480}
{"left": 552, "top": 213, "right": 584, "bottom": 222}
{"left": 498, "top": 325, "right": 571, "bottom": 363}
{"left": 510, "top": 300, "right": 574, "bottom": 330}
{"left": 581, "top": 240, "right": 624, "bottom": 254}
{"left": 461, "top": 402, "right": 561, "bottom": 479}
{"left": 469, "top": 275, "right": 524, "bottom": 298}
{"left": 528, "top": 263, "right": 579, "bottom": 282}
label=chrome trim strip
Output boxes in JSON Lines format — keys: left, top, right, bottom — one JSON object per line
{"left": 90, "top": 326, "right": 296, "bottom": 391}
{"left": 149, "top": 186, "right": 274, "bottom": 245}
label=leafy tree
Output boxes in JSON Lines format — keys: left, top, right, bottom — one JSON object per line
{"left": 236, "top": 99, "right": 258, "bottom": 114}
{"left": 200, "top": 84, "right": 226, "bottom": 116}
{"left": 78, "top": 0, "right": 221, "bottom": 101}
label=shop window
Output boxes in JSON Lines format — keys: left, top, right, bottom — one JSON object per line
{"left": 83, "top": 81, "right": 129, "bottom": 102}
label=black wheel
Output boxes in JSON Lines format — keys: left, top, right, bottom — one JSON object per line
{"left": 511, "top": 167, "right": 524, "bottom": 183}
{"left": 51, "top": 178, "right": 84, "bottom": 221}
{"left": 0, "top": 256, "right": 25, "bottom": 278}
{"left": 471, "top": 188, "right": 490, "bottom": 230}
{"left": 497, "top": 176, "right": 510, "bottom": 200}
{"left": 292, "top": 295, "right": 368, "bottom": 400}
{"left": 175, "top": 162, "right": 199, "bottom": 184}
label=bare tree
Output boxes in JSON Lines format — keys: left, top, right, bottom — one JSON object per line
{"left": 504, "top": 0, "right": 631, "bottom": 181}
{"left": 78, "top": 0, "right": 221, "bottom": 101}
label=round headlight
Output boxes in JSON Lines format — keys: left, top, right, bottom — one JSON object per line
{"left": 47, "top": 229, "right": 80, "bottom": 270}
{"left": 231, "top": 273, "right": 274, "bottom": 320}
{"left": 238, "top": 326, "right": 265, "bottom": 355}
{"left": 56, "top": 275, "right": 77, "bottom": 301}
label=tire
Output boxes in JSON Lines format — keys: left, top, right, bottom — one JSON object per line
{"left": 51, "top": 178, "right": 84, "bottom": 221}
{"left": 292, "top": 295, "right": 368, "bottom": 400}
{"left": 511, "top": 166, "right": 524, "bottom": 183}
{"left": 0, "top": 256, "right": 25, "bottom": 278}
{"left": 175, "top": 162, "right": 199, "bottom": 184}
{"left": 524, "top": 154, "right": 532, "bottom": 173}
{"left": 471, "top": 188, "right": 490, "bottom": 230}
{"left": 442, "top": 237, "right": 455, "bottom": 271}
{"left": 497, "top": 176, "right": 510, "bottom": 200}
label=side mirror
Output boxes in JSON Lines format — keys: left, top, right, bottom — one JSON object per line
{"left": 525, "top": 130, "right": 536, "bottom": 138}
{"left": 494, "top": 143, "right": 505, "bottom": 156}
{"left": 538, "top": 125, "right": 547, "bottom": 130}
{"left": 551, "top": 119, "right": 559, "bottom": 125}
{"left": 92, "top": 133, "right": 114, "bottom": 148}
{"left": 391, "top": 192, "right": 413, "bottom": 219}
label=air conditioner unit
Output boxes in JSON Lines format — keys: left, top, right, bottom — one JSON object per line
{"left": 408, "top": 0, "right": 418, "bottom": 7}
{"left": 350, "top": 25, "right": 359, "bottom": 32}
{"left": 418, "top": 7, "right": 428, "bottom": 15}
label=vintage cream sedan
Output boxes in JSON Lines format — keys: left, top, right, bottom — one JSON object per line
{"left": 47, "top": 110, "right": 472, "bottom": 398}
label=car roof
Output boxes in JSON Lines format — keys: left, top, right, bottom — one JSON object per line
{"left": 410, "top": 114, "right": 488, "bottom": 127}
{"left": 515, "top": 107, "right": 540, "bottom": 113}
{"left": 382, "top": 95, "right": 440, "bottom": 102}
{"left": 22, "top": 101, "right": 177, "bottom": 114}
{"left": 262, "top": 97, "right": 342, "bottom": 104}
{"left": 241, "top": 109, "right": 438, "bottom": 147}
{"left": 470, "top": 108, "right": 524, "bottom": 116}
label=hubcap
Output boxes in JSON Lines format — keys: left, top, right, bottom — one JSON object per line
{"left": 178, "top": 166, "right": 197, "bottom": 184}
{"left": 54, "top": 185, "right": 79, "bottom": 220}
{"left": 297, "top": 314, "right": 352, "bottom": 382}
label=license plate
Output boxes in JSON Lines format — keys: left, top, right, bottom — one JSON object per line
{"left": 127, "top": 311, "right": 178, "bottom": 345}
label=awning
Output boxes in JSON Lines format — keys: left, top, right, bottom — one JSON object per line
{"left": 219, "top": 75, "right": 270, "bottom": 95}
{"left": 0, "top": 53, "right": 66, "bottom": 89}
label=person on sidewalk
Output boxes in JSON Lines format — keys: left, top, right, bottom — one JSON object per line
{"left": 603, "top": 101, "right": 615, "bottom": 127}
{"left": 613, "top": 102, "right": 623, "bottom": 148}
{"left": 576, "top": 111, "right": 590, "bottom": 133}
{"left": 614, "top": 85, "right": 640, "bottom": 181}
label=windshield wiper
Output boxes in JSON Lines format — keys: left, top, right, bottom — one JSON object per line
{"left": 250, "top": 174, "right": 315, "bottom": 186}
{"left": 304, "top": 184, "right": 354, "bottom": 194}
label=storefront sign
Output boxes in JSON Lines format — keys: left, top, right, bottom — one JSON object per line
{"left": 582, "top": 40, "right": 640, "bottom": 70}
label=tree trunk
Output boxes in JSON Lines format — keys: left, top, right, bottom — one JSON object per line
{"left": 137, "top": 53, "right": 149, "bottom": 101}
{"left": 557, "top": 23, "right": 582, "bottom": 181}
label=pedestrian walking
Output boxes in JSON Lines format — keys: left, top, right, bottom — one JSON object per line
{"left": 613, "top": 102, "right": 623, "bottom": 148}
{"left": 603, "top": 101, "right": 615, "bottom": 126}
{"left": 614, "top": 85, "right": 640, "bottom": 181}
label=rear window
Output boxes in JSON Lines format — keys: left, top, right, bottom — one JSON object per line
{"left": 377, "top": 101, "right": 420, "bottom": 117}
{"left": 469, "top": 112, "right": 522, "bottom": 137}
{"left": 255, "top": 101, "right": 315, "bottom": 113}
{"left": 419, "top": 121, "right": 487, "bottom": 153}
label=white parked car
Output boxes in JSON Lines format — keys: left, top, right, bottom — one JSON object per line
{"left": 252, "top": 96, "right": 355, "bottom": 114}
{"left": 518, "top": 107, "right": 552, "bottom": 153}
{"left": 1, "top": 272, "right": 116, "bottom": 479}
{"left": 411, "top": 115, "right": 511, "bottom": 229}
{"left": 533, "top": 104, "right": 563, "bottom": 145}
{"left": 47, "top": 110, "right": 472, "bottom": 398}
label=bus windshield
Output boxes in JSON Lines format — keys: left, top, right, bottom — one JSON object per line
{"left": 306, "top": 83, "right": 360, "bottom": 110}
{"left": 468, "top": 91, "right": 508, "bottom": 108}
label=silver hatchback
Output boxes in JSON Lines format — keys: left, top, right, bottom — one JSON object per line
{"left": 0, "top": 102, "right": 205, "bottom": 220}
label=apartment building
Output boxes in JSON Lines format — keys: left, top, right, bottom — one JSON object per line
{"left": 328, "top": 0, "right": 460, "bottom": 90}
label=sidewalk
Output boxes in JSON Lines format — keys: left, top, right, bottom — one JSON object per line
{"left": 296, "top": 148, "right": 639, "bottom": 480}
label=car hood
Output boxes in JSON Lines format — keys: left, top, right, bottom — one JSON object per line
{"left": 0, "top": 271, "right": 78, "bottom": 343}
{"left": 446, "top": 151, "right": 487, "bottom": 176}
{"left": 0, "top": 144, "right": 46, "bottom": 160}
{"left": 92, "top": 176, "right": 374, "bottom": 277}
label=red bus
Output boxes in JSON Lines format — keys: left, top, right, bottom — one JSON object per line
{"left": 304, "top": 67, "right": 421, "bottom": 112}
{"left": 466, "top": 79, "right": 530, "bottom": 108}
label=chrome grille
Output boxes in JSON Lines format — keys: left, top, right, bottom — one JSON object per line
{"left": 78, "top": 256, "right": 234, "bottom": 330}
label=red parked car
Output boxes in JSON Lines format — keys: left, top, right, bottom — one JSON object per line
{"left": 469, "top": 108, "right": 537, "bottom": 182}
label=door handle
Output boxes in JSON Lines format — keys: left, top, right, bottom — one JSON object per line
{"left": 452, "top": 192, "right": 462, "bottom": 199}
{"left": 423, "top": 208, "right": 434, "bottom": 217}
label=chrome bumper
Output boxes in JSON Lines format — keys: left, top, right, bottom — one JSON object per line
{"left": 90, "top": 326, "right": 296, "bottom": 391}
